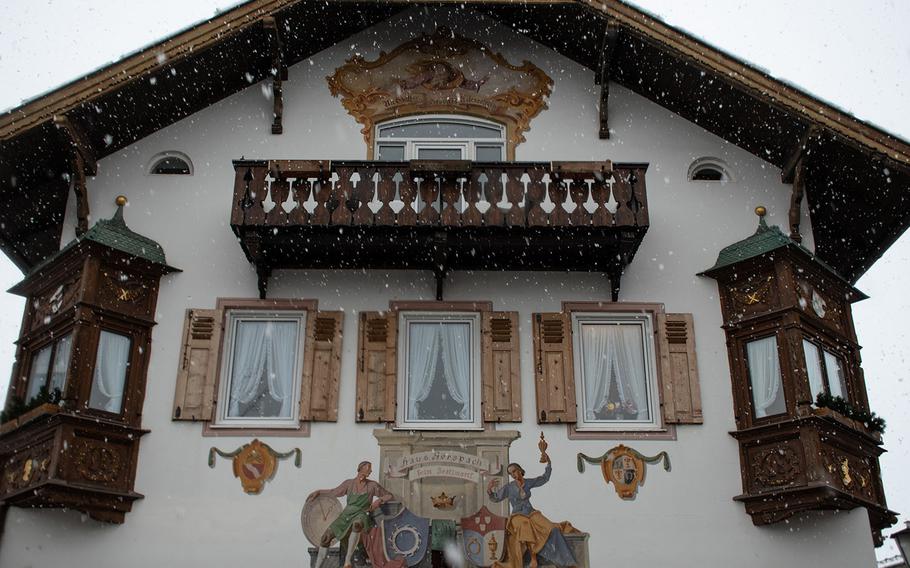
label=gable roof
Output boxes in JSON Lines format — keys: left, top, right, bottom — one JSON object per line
{"left": 1, "top": 0, "right": 908, "bottom": 282}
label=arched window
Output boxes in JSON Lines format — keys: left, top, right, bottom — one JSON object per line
{"left": 149, "top": 152, "right": 193, "bottom": 175}
{"left": 375, "top": 115, "right": 506, "bottom": 161}
{"left": 688, "top": 157, "right": 732, "bottom": 182}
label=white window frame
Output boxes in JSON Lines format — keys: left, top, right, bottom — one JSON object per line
{"left": 375, "top": 115, "right": 506, "bottom": 161}
{"left": 396, "top": 311, "right": 483, "bottom": 430}
{"left": 571, "top": 312, "right": 661, "bottom": 432}
{"left": 213, "top": 310, "right": 307, "bottom": 429}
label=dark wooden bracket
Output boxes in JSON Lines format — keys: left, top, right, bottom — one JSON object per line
{"left": 256, "top": 263, "right": 272, "bottom": 300}
{"left": 781, "top": 125, "right": 820, "bottom": 184}
{"left": 263, "top": 16, "right": 287, "bottom": 135}
{"left": 782, "top": 126, "right": 820, "bottom": 243}
{"left": 597, "top": 23, "right": 620, "bottom": 140}
{"left": 432, "top": 231, "right": 449, "bottom": 301}
{"left": 53, "top": 115, "right": 97, "bottom": 237}
{"left": 607, "top": 266, "right": 623, "bottom": 302}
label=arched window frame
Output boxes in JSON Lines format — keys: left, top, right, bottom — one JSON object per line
{"left": 374, "top": 115, "right": 507, "bottom": 162}
{"left": 148, "top": 151, "right": 194, "bottom": 176}
{"left": 688, "top": 157, "right": 733, "bottom": 182}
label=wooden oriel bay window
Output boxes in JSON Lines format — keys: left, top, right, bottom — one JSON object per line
{"left": 701, "top": 210, "right": 896, "bottom": 544}
{"left": 0, "top": 199, "right": 177, "bottom": 523}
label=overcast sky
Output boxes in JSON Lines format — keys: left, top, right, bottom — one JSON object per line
{"left": 1, "top": 0, "right": 909, "bottom": 560}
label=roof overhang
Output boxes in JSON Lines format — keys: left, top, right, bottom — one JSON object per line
{"left": 2, "top": 0, "right": 909, "bottom": 281}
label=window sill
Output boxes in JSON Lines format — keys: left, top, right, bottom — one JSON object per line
{"left": 202, "top": 421, "right": 311, "bottom": 438}
{"left": 567, "top": 423, "right": 677, "bottom": 441}
{"left": 393, "top": 424, "right": 485, "bottom": 432}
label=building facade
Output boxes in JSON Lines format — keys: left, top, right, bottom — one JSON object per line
{"left": 0, "top": 2, "right": 907, "bottom": 567}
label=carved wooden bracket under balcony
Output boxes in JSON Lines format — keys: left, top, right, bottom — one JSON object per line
{"left": 262, "top": 16, "right": 287, "bottom": 135}
{"left": 230, "top": 159, "right": 649, "bottom": 301}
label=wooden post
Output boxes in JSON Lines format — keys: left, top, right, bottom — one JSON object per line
{"left": 53, "top": 116, "right": 97, "bottom": 236}
{"left": 263, "top": 16, "right": 286, "bottom": 135}
{"left": 597, "top": 23, "right": 619, "bottom": 140}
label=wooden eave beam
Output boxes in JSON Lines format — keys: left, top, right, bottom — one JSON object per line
{"left": 596, "top": 22, "right": 619, "bottom": 139}
{"left": 0, "top": 0, "right": 300, "bottom": 142}
{"left": 583, "top": 0, "right": 910, "bottom": 171}
{"left": 53, "top": 115, "right": 96, "bottom": 236}
{"left": 263, "top": 16, "right": 287, "bottom": 135}
{"left": 52, "top": 115, "right": 97, "bottom": 176}
{"left": 781, "top": 125, "right": 821, "bottom": 184}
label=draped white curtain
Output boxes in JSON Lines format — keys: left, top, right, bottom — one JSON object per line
{"left": 440, "top": 323, "right": 472, "bottom": 419}
{"left": 269, "top": 322, "right": 297, "bottom": 417}
{"left": 49, "top": 334, "right": 73, "bottom": 394}
{"left": 407, "top": 323, "right": 441, "bottom": 420}
{"left": 581, "top": 323, "right": 649, "bottom": 421}
{"left": 802, "top": 340, "right": 824, "bottom": 402}
{"left": 613, "top": 325, "right": 648, "bottom": 420}
{"left": 582, "top": 326, "right": 613, "bottom": 420}
{"left": 228, "top": 321, "right": 297, "bottom": 418}
{"left": 747, "top": 336, "right": 783, "bottom": 418}
{"left": 90, "top": 331, "right": 131, "bottom": 413}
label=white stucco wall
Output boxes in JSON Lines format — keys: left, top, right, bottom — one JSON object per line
{"left": 0, "top": 8, "right": 865, "bottom": 568}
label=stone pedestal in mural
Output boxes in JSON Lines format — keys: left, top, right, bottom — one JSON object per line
{"left": 374, "top": 429, "right": 519, "bottom": 522}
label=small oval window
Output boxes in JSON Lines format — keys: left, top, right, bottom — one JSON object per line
{"left": 688, "top": 158, "right": 732, "bottom": 182}
{"left": 149, "top": 152, "right": 192, "bottom": 175}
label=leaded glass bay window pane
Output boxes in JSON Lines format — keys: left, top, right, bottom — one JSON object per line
{"left": 747, "top": 336, "right": 785, "bottom": 418}
{"left": 26, "top": 344, "right": 53, "bottom": 402}
{"left": 378, "top": 144, "right": 405, "bottom": 161}
{"left": 823, "top": 351, "right": 848, "bottom": 400}
{"left": 49, "top": 334, "right": 72, "bottom": 394}
{"left": 803, "top": 339, "right": 825, "bottom": 402}
{"left": 475, "top": 145, "right": 504, "bottom": 161}
{"left": 579, "top": 322, "right": 650, "bottom": 422}
{"left": 89, "top": 331, "right": 131, "bottom": 414}
{"left": 416, "top": 147, "right": 464, "bottom": 161}
{"left": 406, "top": 321, "right": 473, "bottom": 422}
{"left": 378, "top": 121, "right": 502, "bottom": 139}
{"left": 226, "top": 320, "right": 298, "bottom": 419}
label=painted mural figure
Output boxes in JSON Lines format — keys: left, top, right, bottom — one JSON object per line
{"left": 486, "top": 456, "right": 580, "bottom": 568}
{"left": 307, "top": 460, "right": 402, "bottom": 568}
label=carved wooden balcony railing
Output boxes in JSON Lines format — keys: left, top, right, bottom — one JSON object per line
{"left": 230, "top": 160, "right": 649, "bottom": 299}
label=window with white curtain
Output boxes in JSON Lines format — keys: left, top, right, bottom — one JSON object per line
{"left": 802, "top": 339, "right": 849, "bottom": 402}
{"left": 746, "top": 335, "right": 786, "bottom": 419}
{"left": 397, "top": 312, "right": 482, "bottom": 430}
{"left": 375, "top": 115, "right": 506, "bottom": 161}
{"left": 215, "top": 311, "right": 306, "bottom": 427}
{"left": 25, "top": 333, "right": 72, "bottom": 403}
{"left": 572, "top": 313, "right": 660, "bottom": 431}
{"left": 88, "top": 330, "right": 131, "bottom": 414}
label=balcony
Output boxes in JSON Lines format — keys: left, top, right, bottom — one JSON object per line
{"left": 0, "top": 406, "right": 146, "bottom": 523}
{"left": 230, "top": 160, "right": 649, "bottom": 299}
{"left": 731, "top": 412, "right": 896, "bottom": 545}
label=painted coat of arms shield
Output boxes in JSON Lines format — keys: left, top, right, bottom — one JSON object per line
{"left": 461, "top": 506, "right": 506, "bottom": 567}
{"left": 382, "top": 508, "right": 430, "bottom": 567}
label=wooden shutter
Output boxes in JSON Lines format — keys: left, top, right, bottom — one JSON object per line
{"left": 532, "top": 312, "right": 576, "bottom": 423}
{"left": 482, "top": 311, "right": 521, "bottom": 422}
{"left": 172, "top": 309, "right": 223, "bottom": 421}
{"left": 355, "top": 311, "right": 397, "bottom": 422}
{"left": 657, "top": 313, "right": 703, "bottom": 424}
{"left": 300, "top": 311, "right": 343, "bottom": 422}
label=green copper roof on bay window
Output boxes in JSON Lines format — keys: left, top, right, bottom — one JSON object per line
{"left": 705, "top": 215, "right": 792, "bottom": 273}
{"left": 700, "top": 208, "right": 856, "bottom": 292}
{"left": 26, "top": 197, "right": 175, "bottom": 276}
